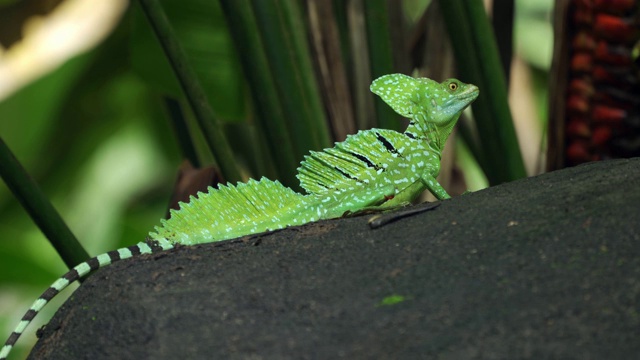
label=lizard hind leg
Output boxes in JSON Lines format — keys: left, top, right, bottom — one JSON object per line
{"left": 348, "top": 180, "right": 426, "bottom": 216}
{"left": 323, "top": 184, "right": 398, "bottom": 219}
{"left": 368, "top": 202, "right": 441, "bottom": 229}
{"left": 347, "top": 200, "right": 414, "bottom": 217}
{"left": 367, "top": 174, "right": 449, "bottom": 228}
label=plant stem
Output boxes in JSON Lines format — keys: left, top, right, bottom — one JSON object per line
{"left": 0, "top": 137, "right": 89, "bottom": 268}
{"left": 137, "top": 0, "right": 242, "bottom": 183}
{"left": 251, "top": 0, "right": 331, "bottom": 155}
{"left": 163, "top": 97, "right": 200, "bottom": 168}
{"left": 218, "top": 0, "right": 300, "bottom": 188}
{"left": 437, "top": 0, "right": 526, "bottom": 184}
{"left": 364, "top": 0, "right": 402, "bottom": 132}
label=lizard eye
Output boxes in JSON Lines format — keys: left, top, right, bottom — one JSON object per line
{"left": 449, "top": 82, "right": 458, "bottom": 91}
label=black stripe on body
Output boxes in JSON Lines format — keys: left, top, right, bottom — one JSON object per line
{"left": 348, "top": 151, "right": 381, "bottom": 170}
{"left": 318, "top": 182, "right": 330, "bottom": 189}
{"left": 375, "top": 132, "right": 400, "bottom": 156}
{"left": 405, "top": 121, "right": 420, "bottom": 139}
{"left": 334, "top": 166, "right": 363, "bottom": 183}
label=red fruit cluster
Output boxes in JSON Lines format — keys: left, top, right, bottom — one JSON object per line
{"left": 565, "top": 0, "right": 639, "bottom": 165}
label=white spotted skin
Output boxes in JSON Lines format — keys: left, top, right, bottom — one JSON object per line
{"left": 149, "top": 178, "right": 325, "bottom": 245}
{"left": 1, "top": 74, "right": 479, "bottom": 360}
{"left": 152, "top": 76, "right": 478, "bottom": 245}
{"left": 296, "top": 126, "right": 445, "bottom": 216}
{"left": 300, "top": 74, "right": 478, "bottom": 212}
{"left": 371, "top": 74, "right": 479, "bottom": 153}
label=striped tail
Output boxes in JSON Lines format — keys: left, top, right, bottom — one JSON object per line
{"left": 0, "top": 239, "right": 174, "bottom": 360}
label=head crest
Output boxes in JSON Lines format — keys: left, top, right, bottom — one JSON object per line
{"left": 370, "top": 74, "right": 479, "bottom": 152}
{"left": 370, "top": 74, "right": 419, "bottom": 118}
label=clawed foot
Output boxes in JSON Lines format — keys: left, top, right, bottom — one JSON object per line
{"left": 368, "top": 202, "right": 441, "bottom": 229}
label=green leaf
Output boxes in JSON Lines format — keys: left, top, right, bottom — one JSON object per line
{"left": 364, "top": 0, "right": 402, "bottom": 132}
{"left": 136, "top": 0, "right": 242, "bottom": 183}
{"left": 437, "top": 0, "right": 526, "bottom": 184}
{"left": 250, "top": 0, "right": 332, "bottom": 158}
{"left": 378, "top": 294, "right": 407, "bottom": 306}
{"left": 218, "top": 0, "right": 311, "bottom": 188}
{"left": 131, "top": 0, "right": 247, "bottom": 122}
{"left": 0, "top": 137, "right": 90, "bottom": 268}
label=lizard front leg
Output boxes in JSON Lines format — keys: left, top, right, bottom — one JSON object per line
{"left": 344, "top": 184, "right": 423, "bottom": 216}
{"left": 421, "top": 173, "right": 451, "bottom": 200}
{"left": 322, "top": 184, "right": 398, "bottom": 218}
{"left": 367, "top": 173, "right": 450, "bottom": 227}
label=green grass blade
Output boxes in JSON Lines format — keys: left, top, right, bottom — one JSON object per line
{"left": 342, "top": 0, "right": 376, "bottom": 130}
{"left": 457, "top": 117, "right": 488, "bottom": 174}
{"left": 218, "top": 0, "right": 300, "bottom": 188}
{"left": 130, "top": 0, "right": 247, "bottom": 123}
{"left": 0, "top": 137, "right": 89, "bottom": 268}
{"left": 304, "top": 0, "right": 357, "bottom": 142}
{"left": 163, "top": 98, "right": 200, "bottom": 168}
{"left": 136, "top": 0, "right": 242, "bottom": 183}
{"left": 437, "top": 0, "right": 526, "bottom": 184}
{"left": 251, "top": 0, "right": 332, "bottom": 155}
{"left": 491, "top": 0, "right": 514, "bottom": 85}
{"left": 364, "top": 0, "right": 402, "bottom": 132}
{"left": 283, "top": 0, "right": 334, "bottom": 150}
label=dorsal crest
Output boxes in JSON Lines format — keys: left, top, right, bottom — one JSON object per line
{"left": 297, "top": 129, "right": 420, "bottom": 195}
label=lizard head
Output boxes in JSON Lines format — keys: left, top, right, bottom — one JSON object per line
{"left": 370, "top": 74, "right": 479, "bottom": 151}
{"left": 430, "top": 78, "right": 480, "bottom": 124}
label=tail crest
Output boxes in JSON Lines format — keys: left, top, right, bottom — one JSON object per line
{"left": 149, "top": 177, "right": 309, "bottom": 245}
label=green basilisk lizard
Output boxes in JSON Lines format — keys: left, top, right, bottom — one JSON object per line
{"left": 0, "top": 74, "right": 478, "bottom": 359}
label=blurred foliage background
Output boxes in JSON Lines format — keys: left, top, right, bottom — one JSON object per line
{"left": 0, "top": 0, "right": 554, "bottom": 357}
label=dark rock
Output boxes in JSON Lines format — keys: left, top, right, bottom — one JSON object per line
{"left": 29, "top": 158, "right": 640, "bottom": 359}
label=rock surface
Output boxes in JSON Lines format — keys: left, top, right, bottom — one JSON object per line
{"left": 30, "top": 158, "right": 640, "bottom": 359}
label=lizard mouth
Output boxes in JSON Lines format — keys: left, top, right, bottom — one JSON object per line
{"left": 458, "top": 85, "right": 480, "bottom": 103}
{"left": 442, "top": 84, "right": 479, "bottom": 112}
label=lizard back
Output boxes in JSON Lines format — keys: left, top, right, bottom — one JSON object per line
{"left": 297, "top": 128, "right": 439, "bottom": 196}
